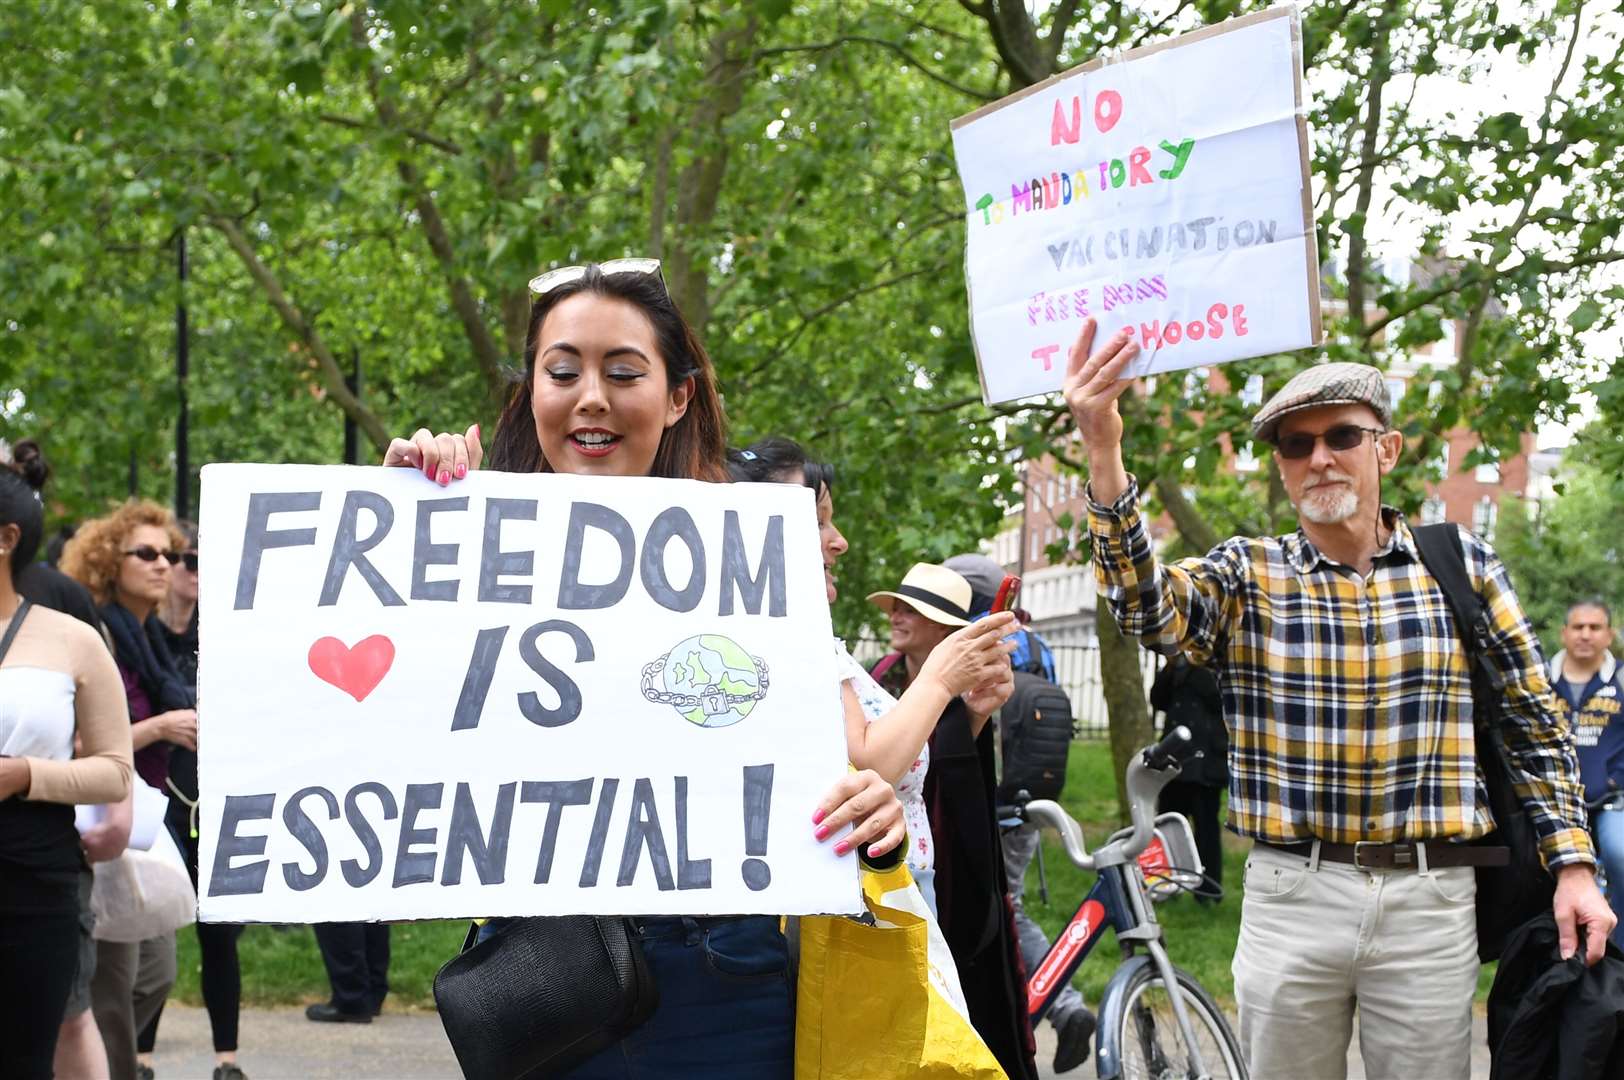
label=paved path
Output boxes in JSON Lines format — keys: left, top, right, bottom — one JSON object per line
{"left": 151, "top": 1003, "right": 1491, "bottom": 1078}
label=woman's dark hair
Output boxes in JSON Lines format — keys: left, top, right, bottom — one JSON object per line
{"left": 487, "top": 265, "right": 728, "bottom": 482}
{"left": 1, "top": 440, "right": 49, "bottom": 582}
{"left": 725, "top": 437, "right": 834, "bottom": 495}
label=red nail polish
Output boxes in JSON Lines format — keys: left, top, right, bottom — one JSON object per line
{"left": 834, "top": 841, "right": 851, "bottom": 857}
{"left": 814, "top": 824, "right": 831, "bottom": 841}
{"left": 455, "top": 464, "right": 467, "bottom": 479}
{"left": 812, "top": 808, "right": 826, "bottom": 825}
{"left": 438, "top": 470, "right": 450, "bottom": 485}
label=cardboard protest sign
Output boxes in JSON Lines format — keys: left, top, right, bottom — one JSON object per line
{"left": 196, "top": 464, "right": 860, "bottom": 922}
{"left": 951, "top": 6, "right": 1322, "bottom": 404}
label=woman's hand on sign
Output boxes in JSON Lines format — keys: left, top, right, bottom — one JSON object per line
{"left": 812, "top": 769, "right": 905, "bottom": 858}
{"left": 919, "top": 611, "right": 1019, "bottom": 699}
{"left": 1062, "top": 317, "right": 1138, "bottom": 450}
{"left": 382, "top": 424, "right": 483, "bottom": 486}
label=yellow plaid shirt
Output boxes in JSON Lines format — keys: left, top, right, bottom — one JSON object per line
{"left": 1089, "top": 478, "right": 1593, "bottom": 869}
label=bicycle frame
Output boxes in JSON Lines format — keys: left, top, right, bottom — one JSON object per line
{"left": 1021, "top": 741, "right": 1220, "bottom": 1079}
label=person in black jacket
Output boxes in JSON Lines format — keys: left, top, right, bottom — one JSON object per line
{"left": 1149, "top": 654, "right": 1228, "bottom": 895}
{"left": 1487, "top": 911, "right": 1624, "bottom": 1077}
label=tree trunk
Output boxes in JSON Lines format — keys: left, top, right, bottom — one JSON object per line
{"left": 666, "top": 11, "right": 758, "bottom": 333}
{"left": 1097, "top": 594, "right": 1153, "bottom": 826}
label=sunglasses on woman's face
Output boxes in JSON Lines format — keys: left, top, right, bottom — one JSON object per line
{"left": 125, "top": 545, "right": 182, "bottom": 565}
{"left": 181, "top": 552, "right": 199, "bottom": 572}
{"left": 1275, "top": 424, "right": 1385, "bottom": 461}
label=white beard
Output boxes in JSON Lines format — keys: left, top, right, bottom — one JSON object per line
{"left": 1298, "top": 471, "right": 1360, "bottom": 524}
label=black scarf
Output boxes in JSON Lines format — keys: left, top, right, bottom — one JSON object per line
{"left": 100, "top": 601, "right": 195, "bottom": 714}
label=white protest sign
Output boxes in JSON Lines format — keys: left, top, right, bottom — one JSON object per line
{"left": 196, "top": 463, "right": 860, "bottom": 922}
{"left": 951, "top": 5, "right": 1322, "bottom": 404}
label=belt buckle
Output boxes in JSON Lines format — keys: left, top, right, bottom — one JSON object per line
{"left": 1353, "top": 841, "right": 1387, "bottom": 870}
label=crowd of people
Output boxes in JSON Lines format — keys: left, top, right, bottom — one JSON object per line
{"left": 0, "top": 446, "right": 397, "bottom": 1080}
{"left": 4, "top": 258, "right": 1622, "bottom": 1079}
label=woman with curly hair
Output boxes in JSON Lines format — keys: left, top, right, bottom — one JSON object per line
{"left": 0, "top": 454, "right": 133, "bottom": 1079}
{"left": 64, "top": 502, "right": 249, "bottom": 1080}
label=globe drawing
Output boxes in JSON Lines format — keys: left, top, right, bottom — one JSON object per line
{"left": 661, "top": 634, "right": 764, "bottom": 728}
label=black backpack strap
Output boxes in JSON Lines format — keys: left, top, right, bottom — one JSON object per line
{"left": 1410, "top": 523, "right": 1484, "bottom": 655}
{"left": 0, "top": 599, "right": 33, "bottom": 666}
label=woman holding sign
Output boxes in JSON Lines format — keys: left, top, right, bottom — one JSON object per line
{"left": 727, "top": 437, "right": 1018, "bottom": 916}
{"left": 385, "top": 261, "right": 905, "bottom": 1078}
{"left": 0, "top": 456, "right": 133, "bottom": 1079}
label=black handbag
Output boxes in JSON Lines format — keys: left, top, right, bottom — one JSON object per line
{"left": 1412, "top": 523, "right": 1558, "bottom": 963}
{"left": 433, "top": 915, "right": 658, "bottom": 1079}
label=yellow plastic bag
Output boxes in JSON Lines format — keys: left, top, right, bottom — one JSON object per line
{"left": 796, "top": 859, "right": 1007, "bottom": 1080}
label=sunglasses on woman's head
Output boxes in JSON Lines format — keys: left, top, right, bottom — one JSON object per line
{"left": 1275, "top": 424, "right": 1386, "bottom": 460}
{"left": 528, "top": 258, "right": 665, "bottom": 297}
{"left": 125, "top": 545, "right": 182, "bottom": 565}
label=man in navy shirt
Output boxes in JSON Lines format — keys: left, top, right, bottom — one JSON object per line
{"left": 1550, "top": 598, "right": 1624, "bottom": 941}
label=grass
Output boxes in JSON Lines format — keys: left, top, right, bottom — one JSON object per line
{"left": 173, "top": 921, "right": 468, "bottom": 1009}
{"left": 175, "top": 739, "right": 1495, "bottom": 1008}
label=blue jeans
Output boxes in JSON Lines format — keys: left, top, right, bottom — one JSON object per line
{"left": 476, "top": 915, "right": 793, "bottom": 1079}
{"left": 1595, "top": 807, "right": 1624, "bottom": 944}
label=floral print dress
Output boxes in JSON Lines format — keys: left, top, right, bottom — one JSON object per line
{"left": 835, "top": 641, "right": 934, "bottom": 877}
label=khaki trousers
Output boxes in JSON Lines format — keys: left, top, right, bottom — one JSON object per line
{"left": 1232, "top": 842, "right": 1479, "bottom": 1080}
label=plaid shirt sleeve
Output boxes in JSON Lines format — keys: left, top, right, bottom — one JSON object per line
{"left": 1465, "top": 530, "right": 1595, "bottom": 870}
{"left": 1086, "top": 477, "right": 1248, "bottom": 667}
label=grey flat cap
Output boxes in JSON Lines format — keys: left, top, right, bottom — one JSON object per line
{"left": 1250, "top": 362, "right": 1392, "bottom": 445}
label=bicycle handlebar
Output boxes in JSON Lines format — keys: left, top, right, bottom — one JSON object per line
{"left": 1143, "top": 725, "right": 1194, "bottom": 772}
{"left": 1017, "top": 730, "right": 1194, "bottom": 872}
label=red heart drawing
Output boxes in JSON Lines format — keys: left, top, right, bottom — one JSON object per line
{"left": 307, "top": 635, "right": 395, "bottom": 702}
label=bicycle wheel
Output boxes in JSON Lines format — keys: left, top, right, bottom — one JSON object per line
{"left": 1113, "top": 962, "right": 1246, "bottom": 1080}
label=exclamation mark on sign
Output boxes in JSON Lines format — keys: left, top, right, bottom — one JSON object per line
{"left": 741, "top": 764, "right": 773, "bottom": 891}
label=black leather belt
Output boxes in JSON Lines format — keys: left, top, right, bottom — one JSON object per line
{"left": 1258, "top": 839, "right": 1509, "bottom": 870}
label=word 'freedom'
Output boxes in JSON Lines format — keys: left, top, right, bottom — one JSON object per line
{"left": 233, "top": 490, "right": 789, "bottom": 617}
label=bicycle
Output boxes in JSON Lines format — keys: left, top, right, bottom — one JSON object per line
{"left": 1005, "top": 726, "right": 1246, "bottom": 1080}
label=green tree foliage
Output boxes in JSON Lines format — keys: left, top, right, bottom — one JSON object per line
{"left": 1496, "top": 439, "right": 1624, "bottom": 655}
{"left": 2, "top": 0, "right": 1618, "bottom": 667}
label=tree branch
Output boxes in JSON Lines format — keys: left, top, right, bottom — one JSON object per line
{"left": 317, "top": 113, "right": 463, "bottom": 156}
{"left": 1344, "top": 7, "right": 1396, "bottom": 339}
{"left": 209, "top": 216, "right": 392, "bottom": 451}
{"left": 755, "top": 35, "right": 998, "bottom": 101}
{"left": 350, "top": 9, "right": 505, "bottom": 400}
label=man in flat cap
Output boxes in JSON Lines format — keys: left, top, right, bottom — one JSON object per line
{"left": 1058, "top": 321, "right": 1611, "bottom": 1079}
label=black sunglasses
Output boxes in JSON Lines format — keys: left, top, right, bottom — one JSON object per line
{"left": 125, "top": 545, "right": 183, "bottom": 565}
{"left": 1276, "top": 424, "right": 1385, "bottom": 460}
{"left": 182, "top": 552, "right": 199, "bottom": 572}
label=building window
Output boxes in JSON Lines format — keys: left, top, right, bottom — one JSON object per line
{"left": 1475, "top": 456, "right": 1500, "bottom": 484}
{"left": 1241, "top": 373, "right": 1265, "bottom": 408}
{"left": 1385, "top": 378, "right": 1406, "bottom": 411}
{"left": 1435, "top": 441, "right": 1452, "bottom": 478}
{"left": 1420, "top": 497, "right": 1446, "bottom": 525}
{"left": 1438, "top": 318, "right": 1458, "bottom": 359}
{"left": 1473, "top": 496, "right": 1497, "bottom": 538}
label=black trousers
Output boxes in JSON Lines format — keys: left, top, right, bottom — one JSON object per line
{"left": 143, "top": 797, "right": 244, "bottom": 1053}
{"left": 1158, "top": 781, "right": 1225, "bottom": 889}
{"left": 0, "top": 880, "right": 80, "bottom": 1080}
{"left": 313, "top": 922, "right": 390, "bottom": 1015}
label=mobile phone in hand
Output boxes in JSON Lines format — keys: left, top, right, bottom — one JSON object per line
{"left": 990, "top": 574, "right": 1021, "bottom": 615}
